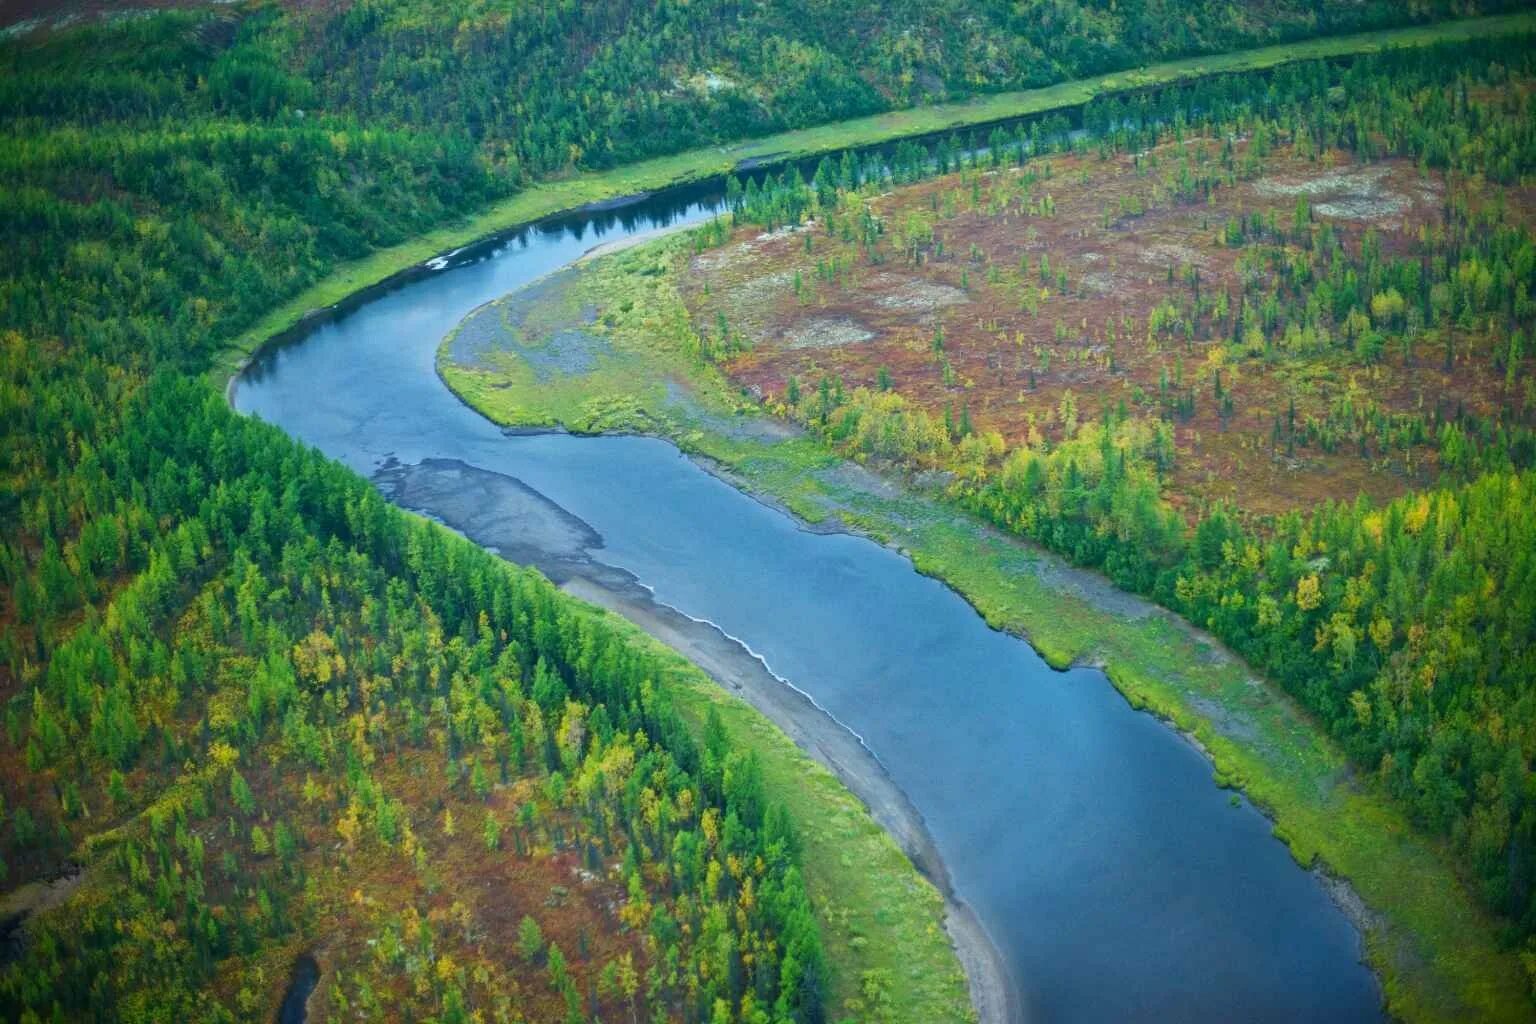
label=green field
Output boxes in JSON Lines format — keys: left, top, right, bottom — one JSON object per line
{"left": 437, "top": 231, "right": 1532, "bottom": 1023}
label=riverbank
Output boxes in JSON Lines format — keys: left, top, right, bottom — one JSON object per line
{"left": 566, "top": 580, "right": 1020, "bottom": 1024}
{"left": 213, "top": 12, "right": 1536, "bottom": 385}
{"left": 434, "top": 231, "right": 1531, "bottom": 1021}
{"left": 375, "top": 457, "right": 989, "bottom": 1022}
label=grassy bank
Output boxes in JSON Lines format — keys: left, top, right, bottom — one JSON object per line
{"left": 216, "top": 11, "right": 1536, "bottom": 383}
{"left": 437, "top": 232, "right": 1531, "bottom": 1022}
{"left": 595, "top": 602, "right": 976, "bottom": 1022}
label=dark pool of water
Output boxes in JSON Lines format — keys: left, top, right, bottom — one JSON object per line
{"left": 277, "top": 954, "right": 318, "bottom": 1024}
{"left": 235, "top": 180, "right": 1382, "bottom": 1022}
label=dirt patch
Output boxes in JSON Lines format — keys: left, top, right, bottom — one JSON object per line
{"left": 1255, "top": 164, "right": 1410, "bottom": 220}
{"left": 873, "top": 276, "right": 970, "bottom": 312}
{"left": 782, "top": 316, "right": 875, "bottom": 349}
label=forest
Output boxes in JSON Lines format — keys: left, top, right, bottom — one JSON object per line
{"left": 4, "top": 1, "right": 1536, "bottom": 1021}
{"left": 4, "top": 0, "right": 1530, "bottom": 377}
{"left": 671, "top": 36, "right": 1536, "bottom": 954}
{"left": 1, "top": 342, "right": 828, "bottom": 1021}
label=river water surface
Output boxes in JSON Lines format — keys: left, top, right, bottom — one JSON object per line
{"left": 235, "top": 185, "right": 1382, "bottom": 1022}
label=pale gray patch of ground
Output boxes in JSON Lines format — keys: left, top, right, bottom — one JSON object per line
{"left": 874, "top": 277, "right": 971, "bottom": 312}
{"left": 1314, "top": 866, "right": 1388, "bottom": 949}
{"left": 711, "top": 270, "right": 797, "bottom": 347}
{"left": 1026, "top": 555, "right": 1158, "bottom": 621}
{"left": 519, "top": 328, "right": 610, "bottom": 382}
{"left": 1139, "top": 242, "right": 1210, "bottom": 269}
{"left": 733, "top": 269, "right": 796, "bottom": 305}
{"left": 1255, "top": 164, "right": 1409, "bottom": 220}
{"left": 446, "top": 270, "right": 611, "bottom": 380}
{"left": 782, "top": 316, "right": 875, "bottom": 349}
{"left": 1188, "top": 695, "right": 1262, "bottom": 745}
{"left": 689, "top": 247, "right": 741, "bottom": 273}
{"left": 375, "top": 457, "right": 602, "bottom": 577}
{"left": 754, "top": 220, "right": 815, "bottom": 243}
{"left": 662, "top": 379, "right": 802, "bottom": 443}
{"left": 446, "top": 302, "right": 516, "bottom": 370}
{"left": 1080, "top": 271, "right": 1118, "bottom": 295}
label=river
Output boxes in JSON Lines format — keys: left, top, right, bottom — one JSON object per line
{"left": 234, "top": 182, "right": 1382, "bottom": 1022}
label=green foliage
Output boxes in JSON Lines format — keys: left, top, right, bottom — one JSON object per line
{"left": 4, "top": 4, "right": 1535, "bottom": 1020}
{"left": 0, "top": 349, "right": 828, "bottom": 1021}
{"left": 517, "top": 914, "right": 544, "bottom": 962}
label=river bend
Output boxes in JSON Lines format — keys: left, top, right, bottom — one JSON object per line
{"left": 235, "top": 184, "right": 1381, "bottom": 1023}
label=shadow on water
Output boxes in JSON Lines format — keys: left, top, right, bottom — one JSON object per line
{"left": 276, "top": 954, "right": 319, "bottom": 1024}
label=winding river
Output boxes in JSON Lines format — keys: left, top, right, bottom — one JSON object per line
{"left": 235, "top": 182, "right": 1382, "bottom": 1022}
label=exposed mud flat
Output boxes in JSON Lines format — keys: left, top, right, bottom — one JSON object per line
{"left": 376, "top": 456, "right": 602, "bottom": 577}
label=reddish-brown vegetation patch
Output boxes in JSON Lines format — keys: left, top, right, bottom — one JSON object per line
{"left": 683, "top": 139, "right": 1516, "bottom": 519}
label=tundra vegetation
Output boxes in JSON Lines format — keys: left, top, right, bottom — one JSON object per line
{"left": 3, "top": 2, "right": 1536, "bottom": 1022}
{"left": 440, "top": 34, "right": 1536, "bottom": 1021}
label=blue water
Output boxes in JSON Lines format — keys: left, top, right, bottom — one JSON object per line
{"left": 236, "top": 189, "right": 1381, "bottom": 1022}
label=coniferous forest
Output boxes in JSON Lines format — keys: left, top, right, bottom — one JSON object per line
{"left": 4, "top": 3, "right": 1536, "bottom": 1022}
